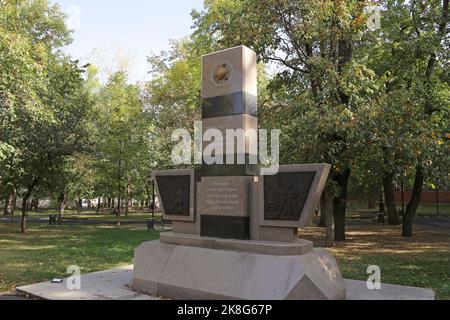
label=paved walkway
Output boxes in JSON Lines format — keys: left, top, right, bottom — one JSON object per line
{"left": 0, "top": 292, "right": 29, "bottom": 300}
{"left": 17, "top": 266, "right": 159, "bottom": 300}
{"left": 415, "top": 217, "right": 450, "bottom": 232}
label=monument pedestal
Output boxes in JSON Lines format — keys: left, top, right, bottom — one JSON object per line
{"left": 137, "top": 46, "right": 345, "bottom": 300}
{"left": 133, "top": 239, "right": 346, "bottom": 300}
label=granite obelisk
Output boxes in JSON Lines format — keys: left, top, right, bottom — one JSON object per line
{"left": 133, "top": 45, "right": 346, "bottom": 300}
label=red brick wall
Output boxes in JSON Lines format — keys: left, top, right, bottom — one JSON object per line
{"left": 394, "top": 190, "right": 450, "bottom": 204}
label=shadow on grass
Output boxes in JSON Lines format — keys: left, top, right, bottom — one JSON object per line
{"left": 301, "top": 223, "right": 450, "bottom": 300}
{"left": 0, "top": 223, "right": 159, "bottom": 292}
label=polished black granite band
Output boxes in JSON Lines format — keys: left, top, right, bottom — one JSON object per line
{"left": 201, "top": 215, "right": 250, "bottom": 240}
{"left": 199, "top": 153, "right": 259, "bottom": 177}
{"left": 202, "top": 91, "right": 257, "bottom": 119}
{"left": 199, "top": 163, "right": 259, "bottom": 177}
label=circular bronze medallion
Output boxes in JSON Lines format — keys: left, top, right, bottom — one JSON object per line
{"left": 211, "top": 60, "right": 233, "bottom": 86}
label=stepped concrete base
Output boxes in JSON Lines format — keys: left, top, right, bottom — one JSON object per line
{"left": 345, "top": 279, "right": 435, "bottom": 300}
{"left": 160, "top": 232, "right": 313, "bottom": 256}
{"left": 132, "top": 240, "right": 346, "bottom": 300}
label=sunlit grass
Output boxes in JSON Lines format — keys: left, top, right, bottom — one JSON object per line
{"left": 1, "top": 217, "right": 449, "bottom": 300}
{"left": 303, "top": 221, "right": 450, "bottom": 300}
{"left": 0, "top": 223, "right": 159, "bottom": 292}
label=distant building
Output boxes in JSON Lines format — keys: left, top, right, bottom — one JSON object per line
{"left": 394, "top": 190, "right": 450, "bottom": 204}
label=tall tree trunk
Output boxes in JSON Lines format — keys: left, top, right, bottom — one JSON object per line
{"left": 145, "top": 187, "right": 151, "bottom": 209}
{"left": 403, "top": 163, "right": 424, "bottom": 237}
{"left": 125, "top": 186, "right": 129, "bottom": 217}
{"left": 333, "top": 169, "right": 351, "bottom": 241}
{"left": 317, "top": 193, "right": 327, "bottom": 227}
{"left": 11, "top": 188, "right": 16, "bottom": 223}
{"left": 75, "top": 198, "right": 81, "bottom": 214}
{"left": 11, "top": 188, "right": 16, "bottom": 214}
{"left": 368, "top": 191, "right": 377, "bottom": 209}
{"left": 116, "top": 196, "right": 121, "bottom": 227}
{"left": 322, "top": 189, "right": 335, "bottom": 247}
{"left": 117, "top": 157, "right": 123, "bottom": 225}
{"left": 57, "top": 192, "right": 66, "bottom": 225}
{"left": 330, "top": 25, "right": 352, "bottom": 242}
{"left": 383, "top": 171, "right": 400, "bottom": 225}
{"left": 140, "top": 199, "right": 144, "bottom": 211}
{"left": 21, "top": 180, "right": 38, "bottom": 233}
{"left": 378, "top": 191, "right": 385, "bottom": 213}
{"left": 21, "top": 197, "right": 28, "bottom": 233}
{"left": 3, "top": 194, "right": 10, "bottom": 215}
{"left": 96, "top": 197, "right": 101, "bottom": 214}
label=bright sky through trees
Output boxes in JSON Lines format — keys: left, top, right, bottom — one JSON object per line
{"left": 53, "top": 0, "right": 204, "bottom": 83}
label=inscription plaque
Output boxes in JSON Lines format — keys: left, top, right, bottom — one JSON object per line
{"left": 155, "top": 175, "right": 191, "bottom": 216}
{"left": 263, "top": 172, "right": 316, "bottom": 221}
{"left": 198, "top": 177, "right": 251, "bottom": 217}
{"left": 204, "top": 181, "right": 238, "bottom": 212}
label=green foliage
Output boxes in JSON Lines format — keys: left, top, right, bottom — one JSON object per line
{"left": 90, "top": 71, "right": 152, "bottom": 204}
{"left": 1, "top": 0, "right": 448, "bottom": 232}
{"left": 144, "top": 38, "right": 271, "bottom": 169}
{"left": 0, "top": 0, "right": 90, "bottom": 206}
{"left": 144, "top": 39, "right": 202, "bottom": 168}
{"left": 191, "top": 0, "right": 449, "bottom": 198}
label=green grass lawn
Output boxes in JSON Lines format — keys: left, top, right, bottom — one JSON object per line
{"left": 0, "top": 223, "right": 159, "bottom": 292}
{"left": 413, "top": 203, "right": 450, "bottom": 217}
{"left": 1, "top": 219, "right": 449, "bottom": 300}
{"left": 303, "top": 223, "right": 450, "bottom": 300}
{"left": 336, "top": 250, "right": 450, "bottom": 299}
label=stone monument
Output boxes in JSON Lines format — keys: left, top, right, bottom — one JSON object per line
{"left": 133, "top": 46, "right": 346, "bottom": 300}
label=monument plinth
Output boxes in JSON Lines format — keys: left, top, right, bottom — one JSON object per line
{"left": 133, "top": 45, "right": 346, "bottom": 300}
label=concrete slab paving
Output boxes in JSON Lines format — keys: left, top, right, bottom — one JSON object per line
{"left": 0, "top": 292, "right": 30, "bottom": 300}
{"left": 344, "top": 279, "right": 435, "bottom": 300}
{"left": 16, "top": 265, "right": 434, "bottom": 300}
{"left": 17, "top": 266, "right": 160, "bottom": 300}
{"left": 160, "top": 232, "right": 314, "bottom": 256}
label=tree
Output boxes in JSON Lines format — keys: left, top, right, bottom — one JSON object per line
{"left": 192, "top": 0, "right": 383, "bottom": 241}
{"left": 144, "top": 39, "right": 203, "bottom": 169}
{"left": 362, "top": 0, "right": 449, "bottom": 236}
{"left": 0, "top": 0, "right": 93, "bottom": 232}
{"left": 191, "top": 0, "right": 449, "bottom": 240}
{"left": 92, "top": 71, "right": 149, "bottom": 225}
{"left": 15, "top": 57, "right": 91, "bottom": 232}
